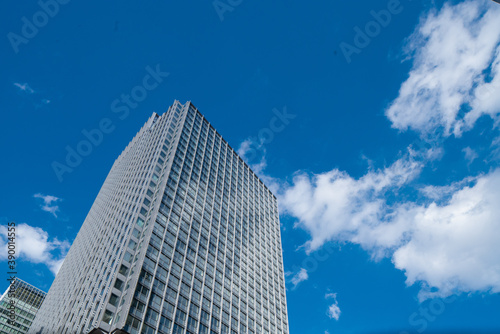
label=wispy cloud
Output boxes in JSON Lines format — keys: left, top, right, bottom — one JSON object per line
{"left": 326, "top": 293, "right": 341, "bottom": 321}
{"left": 13, "top": 82, "right": 35, "bottom": 94}
{"left": 13, "top": 82, "right": 51, "bottom": 108}
{"left": 289, "top": 268, "right": 309, "bottom": 289}
{"left": 238, "top": 138, "right": 281, "bottom": 194}
{"left": 0, "top": 223, "right": 69, "bottom": 275}
{"left": 36, "top": 98, "right": 51, "bottom": 108}
{"left": 237, "top": 138, "right": 254, "bottom": 159}
{"left": 238, "top": 139, "right": 268, "bottom": 176}
{"left": 463, "top": 147, "right": 478, "bottom": 164}
{"left": 34, "top": 193, "right": 62, "bottom": 218}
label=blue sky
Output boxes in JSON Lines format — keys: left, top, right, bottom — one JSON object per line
{"left": 1, "top": 0, "right": 500, "bottom": 333}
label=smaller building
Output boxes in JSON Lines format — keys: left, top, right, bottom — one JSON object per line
{"left": 0, "top": 279, "right": 46, "bottom": 334}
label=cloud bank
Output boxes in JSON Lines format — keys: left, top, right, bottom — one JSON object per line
{"left": 277, "top": 1, "right": 500, "bottom": 301}
{"left": 0, "top": 223, "right": 69, "bottom": 275}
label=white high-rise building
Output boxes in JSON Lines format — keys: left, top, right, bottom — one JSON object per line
{"left": 29, "top": 101, "right": 289, "bottom": 334}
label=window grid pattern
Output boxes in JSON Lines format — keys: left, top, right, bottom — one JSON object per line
{"left": 30, "top": 104, "right": 182, "bottom": 334}
{"left": 0, "top": 279, "right": 46, "bottom": 334}
{"left": 29, "top": 101, "right": 288, "bottom": 334}
{"left": 123, "top": 103, "right": 288, "bottom": 334}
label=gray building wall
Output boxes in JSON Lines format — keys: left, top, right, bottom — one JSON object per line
{"left": 29, "top": 101, "right": 289, "bottom": 334}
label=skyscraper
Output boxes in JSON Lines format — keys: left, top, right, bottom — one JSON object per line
{"left": 0, "top": 278, "right": 46, "bottom": 334}
{"left": 29, "top": 101, "right": 289, "bottom": 334}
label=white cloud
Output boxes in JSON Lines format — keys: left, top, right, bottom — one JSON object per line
{"left": 386, "top": 0, "right": 500, "bottom": 137}
{"left": 238, "top": 138, "right": 268, "bottom": 174}
{"left": 462, "top": 147, "right": 478, "bottom": 164}
{"left": 281, "top": 163, "right": 500, "bottom": 300}
{"left": 289, "top": 268, "right": 309, "bottom": 288}
{"left": 237, "top": 138, "right": 253, "bottom": 158}
{"left": 13, "top": 82, "right": 35, "bottom": 94}
{"left": 325, "top": 292, "right": 337, "bottom": 299}
{"left": 34, "top": 193, "right": 61, "bottom": 218}
{"left": 419, "top": 176, "right": 476, "bottom": 202}
{"left": 328, "top": 303, "right": 341, "bottom": 321}
{"left": 468, "top": 44, "right": 500, "bottom": 128}
{"left": 326, "top": 293, "right": 341, "bottom": 320}
{"left": 392, "top": 169, "right": 500, "bottom": 300}
{"left": 281, "top": 152, "right": 422, "bottom": 254}
{"left": 0, "top": 223, "right": 69, "bottom": 275}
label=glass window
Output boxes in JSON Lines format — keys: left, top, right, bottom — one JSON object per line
{"left": 130, "top": 299, "right": 146, "bottom": 318}
{"left": 172, "top": 324, "right": 185, "bottom": 334}
{"left": 187, "top": 316, "right": 198, "bottom": 332}
{"left": 102, "top": 310, "right": 114, "bottom": 324}
{"left": 162, "top": 301, "right": 175, "bottom": 319}
{"left": 159, "top": 315, "right": 172, "bottom": 333}
{"left": 114, "top": 278, "right": 124, "bottom": 291}
{"left": 109, "top": 293, "right": 119, "bottom": 307}
{"left": 119, "top": 264, "right": 129, "bottom": 276}
{"left": 145, "top": 307, "right": 159, "bottom": 325}
{"left": 149, "top": 293, "right": 162, "bottom": 310}
{"left": 124, "top": 315, "right": 141, "bottom": 334}
{"left": 141, "top": 324, "right": 155, "bottom": 334}
{"left": 124, "top": 252, "right": 133, "bottom": 263}
{"left": 189, "top": 302, "right": 200, "bottom": 317}
{"left": 175, "top": 309, "right": 187, "bottom": 325}
{"left": 199, "top": 324, "right": 209, "bottom": 334}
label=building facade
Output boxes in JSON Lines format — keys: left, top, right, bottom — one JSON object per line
{"left": 29, "top": 101, "right": 289, "bottom": 334}
{"left": 0, "top": 279, "right": 46, "bottom": 334}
